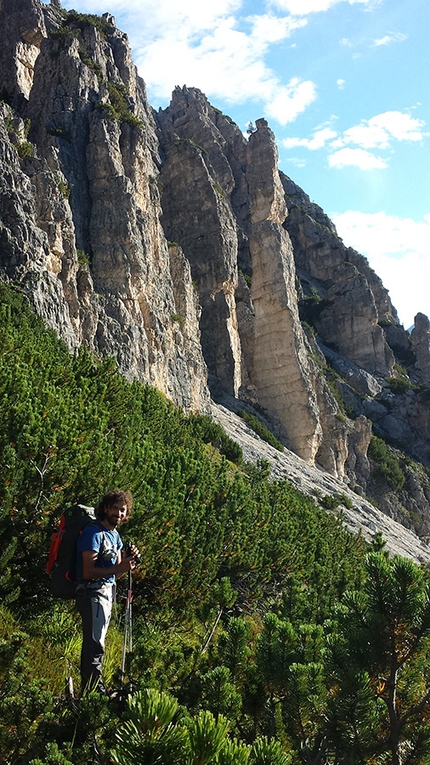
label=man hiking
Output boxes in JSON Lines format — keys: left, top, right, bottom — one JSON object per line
{"left": 75, "top": 489, "right": 138, "bottom": 695}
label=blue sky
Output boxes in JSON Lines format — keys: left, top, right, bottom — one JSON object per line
{"left": 59, "top": 0, "right": 429, "bottom": 329}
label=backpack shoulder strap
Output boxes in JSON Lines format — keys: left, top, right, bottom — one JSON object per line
{"left": 89, "top": 519, "right": 105, "bottom": 531}
{"left": 46, "top": 514, "right": 66, "bottom": 574}
{"left": 83, "top": 520, "right": 105, "bottom": 551}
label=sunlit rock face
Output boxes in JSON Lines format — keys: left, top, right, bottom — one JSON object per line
{"left": 0, "top": 0, "right": 209, "bottom": 413}
{"left": 245, "top": 119, "right": 322, "bottom": 463}
{"left": 157, "top": 104, "right": 354, "bottom": 471}
{"left": 158, "top": 97, "right": 316, "bottom": 461}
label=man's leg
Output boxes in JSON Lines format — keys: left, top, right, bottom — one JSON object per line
{"left": 76, "top": 586, "right": 112, "bottom": 693}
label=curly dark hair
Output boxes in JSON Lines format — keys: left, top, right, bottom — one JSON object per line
{"left": 96, "top": 489, "right": 133, "bottom": 521}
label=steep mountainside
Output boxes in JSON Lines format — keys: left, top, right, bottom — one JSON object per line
{"left": 1, "top": 0, "right": 430, "bottom": 549}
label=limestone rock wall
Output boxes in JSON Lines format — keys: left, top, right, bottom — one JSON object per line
{"left": 281, "top": 174, "right": 395, "bottom": 377}
{"left": 278, "top": 176, "right": 430, "bottom": 471}
{"left": 157, "top": 90, "right": 241, "bottom": 397}
{"left": 158, "top": 101, "right": 353, "bottom": 472}
{"left": 245, "top": 120, "right": 322, "bottom": 462}
{"left": 0, "top": 0, "right": 46, "bottom": 105}
{"left": 0, "top": 0, "right": 209, "bottom": 413}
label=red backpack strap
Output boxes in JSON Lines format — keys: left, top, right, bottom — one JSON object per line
{"left": 46, "top": 515, "right": 66, "bottom": 574}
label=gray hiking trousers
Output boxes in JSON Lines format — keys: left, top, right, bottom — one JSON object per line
{"left": 76, "top": 581, "right": 114, "bottom": 693}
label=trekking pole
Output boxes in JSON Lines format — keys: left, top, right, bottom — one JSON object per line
{"left": 120, "top": 569, "right": 133, "bottom": 691}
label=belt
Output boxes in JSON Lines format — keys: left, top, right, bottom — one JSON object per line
{"left": 75, "top": 579, "right": 113, "bottom": 592}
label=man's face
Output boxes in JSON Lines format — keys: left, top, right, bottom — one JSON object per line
{"left": 104, "top": 501, "right": 128, "bottom": 527}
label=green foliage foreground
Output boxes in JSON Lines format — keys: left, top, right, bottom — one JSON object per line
{"left": 1, "top": 283, "right": 430, "bottom": 764}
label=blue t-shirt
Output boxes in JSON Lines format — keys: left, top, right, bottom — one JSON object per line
{"left": 76, "top": 522, "right": 123, "bottom": 584}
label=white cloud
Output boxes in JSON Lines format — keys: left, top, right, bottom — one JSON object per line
{"left": 283, "top": 110, "right": 427, "bottom": 169}
{"left": 328, "top": 147, "right": 387, "bottom": 169}
{"left": 270, "top": 0, "right": 379, "bottom": 15}
{"left": 61, "top": 0, "right": 312, "bottom": 118}
{"left": 287, "top": 157, "right": 307, "bottom": 167}
{"left": 331, "top": 122, "right": 388, "bottom": 149}
{"left": 135, "top": 23, "right": 314, "bottom": 115}
{"left": 115, "top": 3, "right": 318, "bottom": 124}
{"left": 373, "top": 31, "right": 407, "bottom": 46}
{"left": 334, "top": 111, "right": 427, "bottom": 149}
{"left": 337, "top": 78, "right": 346, "bottom": 89}
{"left": 271, "top": 0, "right": 341, "bottom": 13}
{"left": 265, "top": 78, "right": 317, "bottom": 125}
{"left": 374, "top": 111, "right": 427, "bottom": 142}
{"left": 111, "top": 2, "right": 314, "bottom": 119}
{"left": 248, "top": 13, "right": 307, "bottom": 44}
{"left": 283, "top": 127, "right": 337, "bottom": 149}
{"left": 60, "top": 0, "right": 390, "bottom": 131}
{"left": 332, "top": 211, "right": 430, "bottom": 327}
{"left": 67, "top": 0, "right": 242, "bottom": 36}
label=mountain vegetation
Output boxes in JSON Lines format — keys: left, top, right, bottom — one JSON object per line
{"left": 1, "top": 2, "right": 430, "bottom": 762}
{"left": 2, "top": 283, "right": 430, "bottom": 765}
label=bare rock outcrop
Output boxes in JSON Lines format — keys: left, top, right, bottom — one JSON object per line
{"left": 158, "top": 101, "right": 351, "bottom": 470}
{"left": 281, "top": 174, "right": 395, "bottom": 377}
{"left": 0, "top": 0, "right": 46, "bottom": 105}
{"left": 158, "top": 87, "right": 243, "bottom": 398}
{"left": 0, "top": 1, "right": 209, "bottom": 412}
{"left": 246, "top": 119, "right": 322, "bottom": 462}
{"left": 411, "top": 313, "right": 430, "bottom": 384}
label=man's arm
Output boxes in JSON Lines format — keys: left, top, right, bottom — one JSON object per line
{"left": 81, "top": 549, "right": 136, "bottom": 580}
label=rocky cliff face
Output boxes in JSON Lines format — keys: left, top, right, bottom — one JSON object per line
{"left": 281, "top": 176, "right": 396, "bottom": 377}
{"left": 1, "top": 0, "right": 430, "bottom": 544}
{"left": 0, "top": 0, "right": 209, "bottom": 412}
{"left": 158, "top": 94, "right": 352, "bottom": 473}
